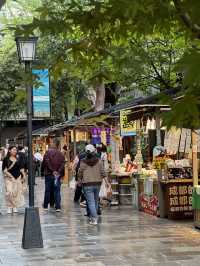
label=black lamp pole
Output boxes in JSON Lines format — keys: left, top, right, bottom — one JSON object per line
{"left": 15, "top": 37, "right": 44, "bottom": 249}
{"left": 25, "top": 61, "right": 34, "bottom": 206}
{"left": 21, "top": 60, "right": 43, "bottom": 249}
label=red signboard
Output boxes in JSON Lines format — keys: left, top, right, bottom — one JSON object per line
{"left": 139, "top": 193, "right": 159, "bottom": 216}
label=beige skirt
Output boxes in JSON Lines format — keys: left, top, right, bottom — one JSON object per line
{"left": 5, "top": 177, "right": 25, "bottom": 208}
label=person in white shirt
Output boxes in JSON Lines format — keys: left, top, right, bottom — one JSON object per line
{"left": 101, "top": 145, "right": 109, "bottom": 173}
{"left": 34, "top": 150, "right": 43, "bottom": 162}
{"left": 34, "top": 150, "right": 43, "bottom": 177}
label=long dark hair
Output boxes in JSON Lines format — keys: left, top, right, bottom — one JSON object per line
{"left": 5, "top": 146, "right": 17, "bottom": 160}
{"left": 2, "top": 146, "right": 17, "bottom": 170}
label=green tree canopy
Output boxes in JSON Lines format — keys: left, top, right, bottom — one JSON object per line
{"left": 1, "top": 0, "right": 200, "bottom": 128}
{"left": 21, "top": 0, "right": 198, "bottom": 128}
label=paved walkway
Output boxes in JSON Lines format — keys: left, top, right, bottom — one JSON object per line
{"left": 1, "top": 178, "right": 200, "bottom": 266}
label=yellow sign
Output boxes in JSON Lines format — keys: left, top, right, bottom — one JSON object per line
{"left": 101, "top": 130, "right": 107, "bottom": 146}
{"left": 120, "top": 110, "right": 136, "bottom": 136}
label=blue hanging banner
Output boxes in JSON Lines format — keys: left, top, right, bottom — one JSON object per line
{"left": 32, "top": 69, "right": 51, "bottom": 118}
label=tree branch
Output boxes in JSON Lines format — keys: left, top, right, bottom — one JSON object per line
{"left": 149, "top": 57, "right": 170, "bottom": 89}
{"left": 173, "top": 0, "right": 200, "bottom": 38}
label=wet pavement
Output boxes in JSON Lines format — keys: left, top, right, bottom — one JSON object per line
{"left": 0, "top": 178, "right": 200, "bottom": 266}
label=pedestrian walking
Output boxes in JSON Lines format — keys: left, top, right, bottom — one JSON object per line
{"left": 0, "top": 160, "right": 5, "bottom": 214}
{"left": 78, "top": 144, "right": 106, "bottom": 225}
{"left": 42, "top": 141, "right": 65, "bottom": 212}
{"left": 34, "top": 149, "right": 43, "bottom": 177}
{"left": 100, "top": 144, "right": 109, "bottom": 173}
{"left": 18, "top": 146, "right": 28, "bottom": 172}
{"left": 2, "top": 146, "right": 26, "bottom": 214}
{"left": 73, "top": 144, "right": 88, "bottom": 205}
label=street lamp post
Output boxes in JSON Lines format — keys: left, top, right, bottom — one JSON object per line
{"left": 15, "top": 37, "right": 43, "bottom": 249}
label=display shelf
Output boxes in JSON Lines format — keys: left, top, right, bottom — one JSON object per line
{"left": 110, "top": 173, "right": 133, "bottom": 205}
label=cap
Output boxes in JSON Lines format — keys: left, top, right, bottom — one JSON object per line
{"left": 85, "top": 144, "right": 96, "bottom": 153}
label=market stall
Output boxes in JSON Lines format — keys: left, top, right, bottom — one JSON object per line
{"left": 109, "top": 104, "right": 169, "bottom": 209}
{"left": 41, "top": 97, "right": 199, "bottom": 218}
{"left": 112, "top": 103, "right": 200, "bottom": 218}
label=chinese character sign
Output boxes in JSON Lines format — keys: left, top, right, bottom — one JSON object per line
{"left": 32, "top": 69, "right": 51, "bottom": 118}
{"left": 168, "top": 183, "right": 193, "bottom": 217}
{"left": 120, "top": 110, "right": 136, "bottom": 136}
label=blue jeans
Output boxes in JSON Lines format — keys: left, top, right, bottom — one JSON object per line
{"left": 83, "top": 185, "right": 100, "bottom": 219}
{"left": 44, "top": 175, "right": 61, "bottom": 210}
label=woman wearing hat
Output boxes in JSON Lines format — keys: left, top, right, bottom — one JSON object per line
{"left": 78, "top": 144, "right": 106, "bottom": 225}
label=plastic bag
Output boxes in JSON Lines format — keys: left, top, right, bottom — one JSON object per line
{"left": 99, "top": 179, "right": 112, "bottom": 199}
{"left": 69, "top": 177, "right": 76, "bottom": 190}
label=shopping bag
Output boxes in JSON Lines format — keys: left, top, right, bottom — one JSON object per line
{"left": 99, "top": 179, "right": 112, "bottom": 199}
{"left": 106, "top": 183, "right": 113, "bottom": 199}
{"left": 99, "top": 179, "right": 107, "bottom": 198}
{"left": 69, "top": 177, "right": 76, "bottom": 190}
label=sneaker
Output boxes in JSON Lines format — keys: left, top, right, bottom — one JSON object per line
{"left": 89, "top": 218, "right": 98, "bottom": 225}
{"left": 7, "top": 208, "right": 12, "bottom": 214}
{"left": 13, "top": 208, "right": 18, "bottom": 213}
{"left": 43, "top": 208, "right": 48, "bottom": 211}
{"left": 55, "top": 209, "right": 61, "bottom": 212}
{"left": 80, "top": 201, "right": 86, "bottom": 208}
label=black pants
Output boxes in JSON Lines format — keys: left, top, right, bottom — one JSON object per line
{"left": 44, "top": 175, "right": 61, "bottom": 209}
{"left": 74, "top": 185, "right": 85, "bottom": 202}
{"left": 50, "top": 189, "right": 55, "bottom": 207}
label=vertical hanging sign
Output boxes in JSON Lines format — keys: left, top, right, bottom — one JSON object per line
{"left": 120, "top": 109, "right": 136, "bottom": 136}
{"left": 32, "top": 69, "right": 51, "bottom": 118}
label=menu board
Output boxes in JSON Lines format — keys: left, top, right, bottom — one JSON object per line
{"left": 165, "top": 182, "right": 193, "bottom": 219}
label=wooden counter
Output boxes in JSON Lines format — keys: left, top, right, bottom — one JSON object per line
{"left": 160, "top": 179, "right": 193, "bottom": 184}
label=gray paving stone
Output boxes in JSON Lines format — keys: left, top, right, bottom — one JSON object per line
{"left": 0, "top": 178, "right": 200, "bottom": 265}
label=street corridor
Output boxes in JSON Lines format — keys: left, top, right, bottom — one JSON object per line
{"left": 0, "top": 178, "right": 200, "bottom": 266}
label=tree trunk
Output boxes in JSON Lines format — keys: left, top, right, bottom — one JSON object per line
{"left": 95, "top": 82, "right": 105, "bottom": 112}
{"left": 0, "top": 0, "right": 6, "bottom": 10}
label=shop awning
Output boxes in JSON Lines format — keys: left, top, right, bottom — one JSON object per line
{"left": 45, "top": 88, "right": 180, "bottom": 135}
{"left": 32, "top": 127, "right": 50, "bottom": 137}
{"left": 116, "top": 104, "right": 171, "bottom": 121}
